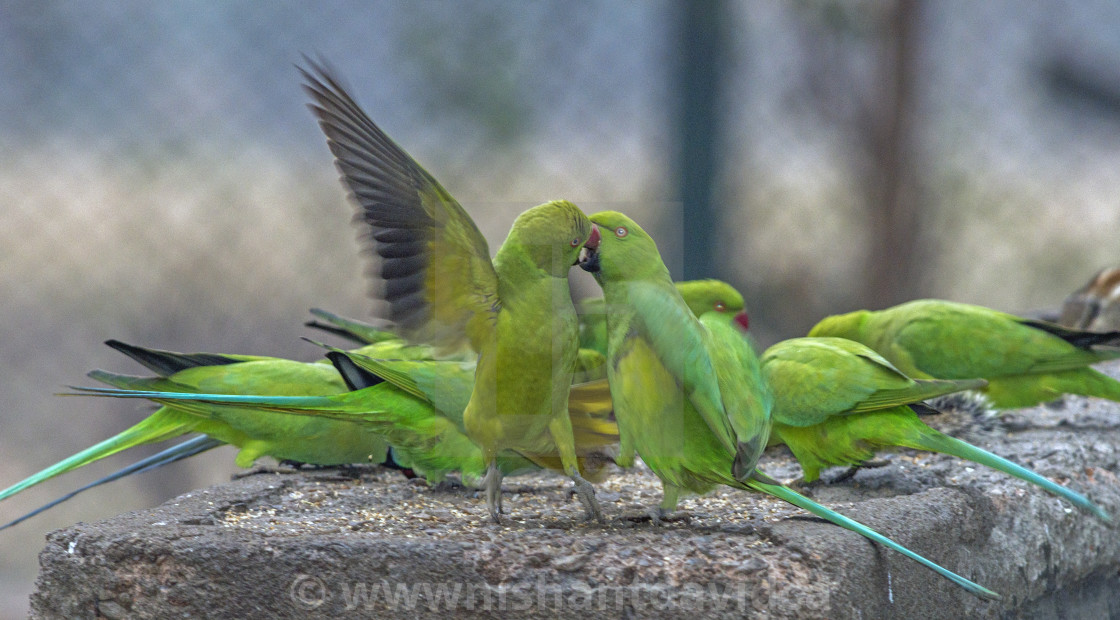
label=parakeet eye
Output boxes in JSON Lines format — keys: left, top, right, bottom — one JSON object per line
{"left": 570, "top": 238, "right": 581, "bottom": 247}
{"left": 615, "top": 226, "right": 628, "bottom": 238}
{"left": 714, "top": 302, "right": 726, "bottom": 312}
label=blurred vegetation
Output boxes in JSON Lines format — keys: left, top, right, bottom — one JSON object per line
{"left": 2, "top": 1, "right": 1119, "bottom": 617}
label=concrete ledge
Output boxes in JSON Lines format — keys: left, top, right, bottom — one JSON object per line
{"left": 30, "top": 363, "right": 1120, "bottom": 619}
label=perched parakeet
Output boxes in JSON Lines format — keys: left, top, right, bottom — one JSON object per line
{"left": 0, "top": 339, "right": 394, "bottom": 529}
{"left": 578, "top": 211, "right": 999, "bottom": 600}
{"left": 302, "top": 61, "right": 603, "bottom": 522}
{"left": 325, "top": 349, "right": 618, "bottom": 482}
{"left": 761, "top": 336, "right": 1111, "bottom": 522}
{"left": 70, "top": 348, "right": 619, "bottom": 488}
{"left": 578, "top": 279, "right": 748, "bottom": 356}
{"left": 809, "top": 299, "right": 1120, "bottom": 409}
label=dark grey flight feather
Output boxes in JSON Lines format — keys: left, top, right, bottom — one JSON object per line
{"left": 105, "top": 340, "right": 241, "bottom": 377}
{"left": 299, "top": 57, "right": 440, "bottom": 330}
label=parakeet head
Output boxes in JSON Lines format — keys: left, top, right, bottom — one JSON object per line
{"left": 676, "top": 279, "right": 749, "bottom": 330}
{"left": 807, "top": 310, "right": 870, "bottom": 340}
{"left": 507, "top": 200, "right": 597, "bottom": 277}
{"left": 577, "top": 211, "right": 667, "bottom": 283}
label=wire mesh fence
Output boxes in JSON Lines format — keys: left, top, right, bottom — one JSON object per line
{"left": 1, "top": 1, "right": 1118, "bottom": 615}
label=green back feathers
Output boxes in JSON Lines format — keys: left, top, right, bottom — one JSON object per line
{"left": 811, "top": 299, "right": 1120, "bottom": 374}
{"left": 762, "top": 337, "right": 984, "bottom": 427}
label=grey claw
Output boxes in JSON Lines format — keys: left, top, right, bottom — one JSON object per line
{"left": 572, "top": 475, "right": 604, "bottom": 523}
{"left": 483, "top": 463, "right": 503, "bottom": 523}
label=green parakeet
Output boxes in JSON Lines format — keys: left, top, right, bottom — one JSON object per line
{"left": 809, "top": 299, "right": 1120, "bottom": 409}
{"left": 579, "top": 279, "right": 748, "bottom": 356}
{"left": 69, "top": 348, "right": 619, "bottom": 488}
{"left": 302, "top": 61, "right": 603, "bottom": 522}
{"left": 0, "top": 339, "right": 393, "bottom": 528}
{"left": 578, "top": 211, "right": 999, "bottom": 600}
{"left": 761, "top": 336, "right": 1111, "bottom": 522}
{"left": 324, "top": 349, "right": 619, "bottom": 481}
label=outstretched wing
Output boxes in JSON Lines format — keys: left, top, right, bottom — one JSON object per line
{"left": 301, "top": 59, "right": 499, "bottom": 352}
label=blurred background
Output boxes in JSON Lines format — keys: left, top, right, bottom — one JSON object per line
{"left": 1, "top": 1, "right": 1119, "bottom": 616}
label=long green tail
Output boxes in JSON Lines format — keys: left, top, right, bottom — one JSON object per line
{"left": 0, "top": 410, "right": 192, "bottom": 503}
{"left": 1069, "top": 367, "right": 1120, "bottom": 402}
{"left": 913, "top": 430, "right": 1111, "bottom": 523}
{"left": 985, "top": 368, "right": 1120, "bottom": 409}
{"left": 748, "top": 477, "right": 1001, "bottom": 601}
{"left": 0, "top": 435, "right": 223, "bottom": 531}
{"left": 68, "top": 386, "right": 352, "bottom": 406}
{"left": 65, "top": 385, "right": 448, "bottom": 461}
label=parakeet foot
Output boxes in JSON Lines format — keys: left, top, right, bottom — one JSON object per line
{"left": 483, "top": 463, "right": 503, "bottom": 523}
{"left": 826, "top": 458, "right": 891, "bottom": 484}
{"left": 827, "top": 467, "right": 860, "bottom": 484}
{"left": 571, "top": 474, "right": 604, "bottom": 523}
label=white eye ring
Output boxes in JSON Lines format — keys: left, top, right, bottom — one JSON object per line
{"left": 615, "top": 226, "right": 628, "bottom": 238}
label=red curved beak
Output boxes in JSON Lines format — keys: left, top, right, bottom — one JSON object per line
{"left": 584, "top": 225, "right": 601, "bottom": 250}
{"left": 733, "top": 311, "right": 750, "bottom": 331}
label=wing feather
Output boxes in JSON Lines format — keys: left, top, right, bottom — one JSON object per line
{"left": 625, "top": 283, "right": 737, "bottom": 454}
{"left": 301, "top": 59, "right": 498, "bottom": 351}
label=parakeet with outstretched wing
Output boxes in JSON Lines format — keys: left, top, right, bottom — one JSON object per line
{"left": 301, "top": 60, "right": 603, "bottom": 521}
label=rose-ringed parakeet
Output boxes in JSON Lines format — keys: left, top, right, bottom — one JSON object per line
{"left": 71, "top": 345, "right": 618, "bottom": 489}
{"left": 578, "top": 211, "right": 1000, "bottom": 600}
{"left": 662, "top": 282, "right": 1112, "bottom": 521}
{"left": 0, "top": 339, "right": 394, "bottom": 530}
{"left": 302, "top": 61, "right": 604, "bottom": 522}
{"left": 760, "top": 336, "right": 1111, "bottom": 522}
{"left": 578, "top": 279, "right": 748, "bottom": 357}
{"left": 809, "top": 299, "right": 1120, "bottom": 409}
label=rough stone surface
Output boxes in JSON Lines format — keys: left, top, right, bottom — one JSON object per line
{"left": 29, "top": 362, "right": 1120, "bottom": 619}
